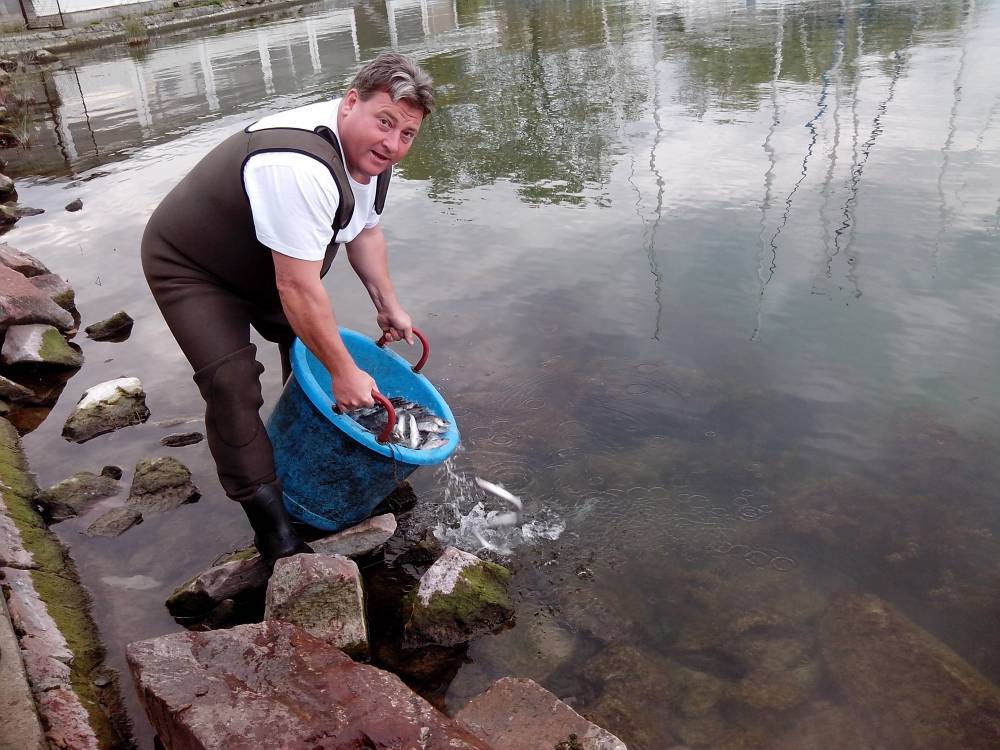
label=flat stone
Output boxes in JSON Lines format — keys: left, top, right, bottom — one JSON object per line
{"left": 455, "top": 677, "right": 627, "bottom": 750}
{"left": 820, "top": 592, "right": 1000, "bottom": 748}
{"left": 36, "top": 471, "right": 120, "bottom": 520}
{"left": 166, "top": 556, "right": 270, "bottom": 618}
{"left": 61, "top": 377, "right": 150, "bottom": 443}
{"left": 312, "top": 512, "right": 397, "bottom": 557}
{"left": 0, "top": 265, "right": 73, "bottom": 330}
{"left": 1, "top": 324, "right": 81, "bottom": 368}
{"left": 166, "top": 514, "right": 396, "bottom": 618}
{"left": 2, "top": 568, "right": 74, "bottom": 667}
{"left": 83, "top": 311, "right": 133, "bottom": 342}
{"left": 127, "top": 456, "right": 199, "bottom": 513}
{"left": 405, "top": 546, "right": 514, "bottom": 648}
{"left": 0, "top": 593, "right": 47, "bottom": 750}
{"left": 126, "top": 621, "right": 494, "bottom": 750}
{"left": 265, "top": 553, "right": 368, "bottom": 656}
{"left": 84, "top": 506, "right": 142, "bottom": 537}
{"left": 0, "top": 497, "right": 35, "bottom": 569}
{"left": 26, "top": 273, "right": 75, "bottom": 314}
{"left": 160, "top": 431, "right": 203, "bottom": 447}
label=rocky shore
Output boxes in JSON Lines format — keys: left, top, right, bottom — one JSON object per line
{"left": 0, "top": 236, "right": 627, "bottom": 748}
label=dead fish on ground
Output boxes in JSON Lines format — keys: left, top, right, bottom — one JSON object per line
{"left": 475, "top": 477, "right": 524, "bottom": 527}
{"left": 347, "top": 396, "right": 451, "bottom": 450}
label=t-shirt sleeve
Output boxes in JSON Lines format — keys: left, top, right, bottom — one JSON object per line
{"left": 242, "top": 152, "right": 340, "bottom": 261}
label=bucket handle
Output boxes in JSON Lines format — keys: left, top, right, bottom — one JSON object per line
{"left": 377, "top": 327, "right": 429, "bottom": 373}
{"left": 334, "top": 392, "right": 397, "bottom": 444}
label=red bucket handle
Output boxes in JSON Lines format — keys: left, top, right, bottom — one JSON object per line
{"left": 334, "top": 391, "right": 397, "bottom": 444}
{"left": 377, "top": 327, "right": 429, "bottom": 373}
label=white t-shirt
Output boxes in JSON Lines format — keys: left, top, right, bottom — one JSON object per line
{"left": 243, "top": 99, "right": 381, "bottom": 261}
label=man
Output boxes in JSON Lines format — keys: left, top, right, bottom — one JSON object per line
{"left": 141, "top": 53, "right": 434, "bottom": 568}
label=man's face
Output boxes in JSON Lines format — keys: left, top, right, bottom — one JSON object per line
{"left": 338, "top": 89, "right": 424, "bottom": 183}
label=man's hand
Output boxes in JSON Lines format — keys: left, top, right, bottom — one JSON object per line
{"left": 377, "top": 307, "right": 414, "bottom": 345}
{"left": 331, "top": 363, "right": 378, "bottom": 411}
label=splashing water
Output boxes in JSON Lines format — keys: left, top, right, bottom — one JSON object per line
{"left": 429, "top": 458, "right": 566, "bottom": 556}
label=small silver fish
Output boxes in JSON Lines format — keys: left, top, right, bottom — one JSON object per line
{"left": 474, "top": 477, "right": 524, "bottom": 511}
{"left": 421, "top": 436, "right": 448, "bottom": 450}
{"left": 472, "top": 527, "right": 499, "bottom": 551}
{"left": 408, "top": 415, "right": 420, "bottom": 449}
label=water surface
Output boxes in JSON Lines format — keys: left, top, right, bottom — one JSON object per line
{"left": 5, "top": 0, "right": 1000, "bottom": 747}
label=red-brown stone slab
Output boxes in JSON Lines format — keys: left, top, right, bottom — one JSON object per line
{"left": 126, "top": 620, "right": 496, "bottom": 750}
{"left": 455, "top": 677, "right": 628, "bottom": 750}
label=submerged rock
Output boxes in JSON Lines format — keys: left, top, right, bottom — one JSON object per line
{"left": 166, "top": 514, "right": 396, "bottom": 618}
{"left": 265, "top": 553, "right": 368, "bottom": 657}
{"left": 36, "top": 471, "right": 121, "bottom": 521}
{"left": 820, "top": 592, "right": 1000, "bottom": 748}
{"left": 126, "top": 621, "right": 493, "bottom": 749}
{"left": 64, "top": 198, "right": 82, "bottom": 212}
{"left": 404, "top": 546, "right": 514, "bottom": 648}
{"left": 455, "top": 677, "right": 627, "bottom": 750}
{"left": 1, "top": 324, "right": 82, "bottom": 368}
{"left": 61, "top": 377, "right": 150, "bottom": 443}
{"left": 127, "top": 456, "right": 199, "bottom": 513}
{"left": 0, "top": 264, "right": 74, "bottom": 331}
{"left": 83, "top": 311, "right": 133, "bottom": 342}
{"left": 159, "top": 431, "right": 203, "bottom": 447}
{"left": 84, "top": 506, "right": 142, "bottom": 537}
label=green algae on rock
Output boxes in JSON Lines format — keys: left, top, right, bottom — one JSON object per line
{"left": 0, "top": 417, "right": 133, "bottom": 748}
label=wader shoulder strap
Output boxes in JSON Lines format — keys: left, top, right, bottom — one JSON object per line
{"left": 375, "top": 166, "right": 391, "bottom": 215}
{"left": 313, "top": 125, "right": 391, "bottom": 215}
{"left": 242, "top": 126, "right": 354, "bottom": 235}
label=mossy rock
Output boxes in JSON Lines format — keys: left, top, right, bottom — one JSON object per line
{"left": 404, "top": 546, "right": 513, "bottom": 647}
{"left": 36, "top": 470, "right": 120, "bottom": 521}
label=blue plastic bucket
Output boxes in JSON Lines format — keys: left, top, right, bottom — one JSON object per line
{"left": 266, "top": 329, "right": 459, "bottom": 532}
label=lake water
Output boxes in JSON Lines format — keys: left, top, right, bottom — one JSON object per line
{"left": 4, "top": 0, "right": 1000, "bottom": 747}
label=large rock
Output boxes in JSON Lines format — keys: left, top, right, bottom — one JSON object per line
{"left": 166, "top": 514, "right": 396, "bottom": 618}
{"left": 405, "top": 546, "right": 514, "bottom": 648}
{"left": 455, "top": 677, "right": 627, "bottom": 750}
{"left": 27, "top": 273, "right": 76, "bottom": 314}
{"left": 0, "top": 265, "right": 74, "bottom": 331}
{"left": 83, "top": 311, "right": 133, "bottom": 342}
{"left": 0, "top": 373, "right": 33, "bottom": 402}
{"left": 126, "top": 621, "right": 494, "bottom": 750}
{"left": 820, "top": 592, "right": 1000, "bottom": 748}
{"left": 61, "top": 377, "right": 150, "bottom": 442}
{"left": 127, "top": 456, "right": 199, "bottom": 513}
{"left": 265, "top": 553, "right": 368, "bottom": 656}
{"left": 0, "top": 242, "right": 50, "bottom": 277}
{"left": 1, "top": 324, "right": 81, "bottom": 368}
{"left": 36, "top": 470, "right": 120, "bottom": 520}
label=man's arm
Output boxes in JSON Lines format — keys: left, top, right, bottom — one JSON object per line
{"left": 272, "top": 251, "right": 377, "bottom": 410}
{"left": 346, "top": 225, "right": 414, "bottom": 344}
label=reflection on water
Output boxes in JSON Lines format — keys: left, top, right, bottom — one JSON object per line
{"left": 5, "top": 0, "right": 1000, "bottom": 747}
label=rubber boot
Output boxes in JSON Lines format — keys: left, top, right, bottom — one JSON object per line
{"left": 240, "top": 482, "right": 313, "bottom": 570}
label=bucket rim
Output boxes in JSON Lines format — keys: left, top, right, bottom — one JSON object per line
{"left": 289, "top": 331, "right": 459, "bottom": 465}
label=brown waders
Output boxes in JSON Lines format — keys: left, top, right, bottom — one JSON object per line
{"left": 140, "top": 124, "right": 364, "bottom": 565}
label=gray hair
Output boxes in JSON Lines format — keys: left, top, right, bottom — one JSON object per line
{"left": 349, "top": 53, "right": 435, "bottom": 117}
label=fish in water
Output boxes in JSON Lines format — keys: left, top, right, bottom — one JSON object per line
{"left": 475, "top": 477, "right": 524, "bottom": 528}
{"left": 347, "top": 396, "right": 451, "bottom": 450}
